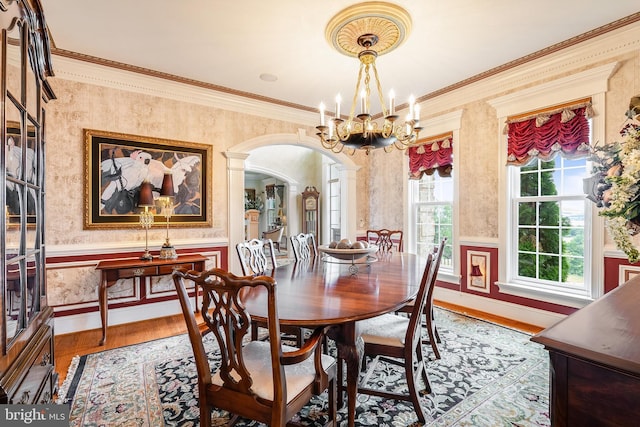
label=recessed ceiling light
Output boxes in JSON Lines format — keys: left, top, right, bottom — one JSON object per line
{"left": 260, "top": 73, "right": 278, "bottom": 82}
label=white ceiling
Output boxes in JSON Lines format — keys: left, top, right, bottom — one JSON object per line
{"left": 40, "top": 1, "right": 639, "bottom": 113}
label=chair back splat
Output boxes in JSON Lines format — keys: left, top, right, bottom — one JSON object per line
{"left": 290, "top": 233, "right": 317, "bottom": 262}
{"left": 173, "top": 267, "right": 337, "bottom": 426}
{"left": 236, "top": 238, "right": 276, "bottom": 276}
{"left": 366, "top": 229, "right": 403, "bottom": 252}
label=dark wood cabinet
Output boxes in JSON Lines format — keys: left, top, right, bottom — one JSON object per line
{"left": 531, "top": 275, "right": 640, "bottom": 427}
{"left": 1, "top": 0, "right": 56, "bottom": 404}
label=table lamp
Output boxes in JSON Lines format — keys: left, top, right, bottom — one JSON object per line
{"left": 138, "top": 180, "right": 155, "bottom": 260}
{"left": 158, "top": 172, "right": 178, "bottom": 259}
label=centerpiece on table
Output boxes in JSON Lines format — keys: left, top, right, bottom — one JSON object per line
{"left": 584, "top": 97, "right": 640, "bottom": 262}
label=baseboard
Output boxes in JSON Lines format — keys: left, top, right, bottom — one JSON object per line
{"left": 434, "top": 287, "right": 566, "bottom": 329}
{"left": 53, "top": 298, "right": 194, "bottom": 335}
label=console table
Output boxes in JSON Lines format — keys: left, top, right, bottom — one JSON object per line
{"left": 531, "top": 275, "right": 640, "bottom": 426}
{"left": 95, "top": 254, "right": 207, "bottom": 345}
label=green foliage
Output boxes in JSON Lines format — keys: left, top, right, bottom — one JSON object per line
{"left": 517, "top": 159, "right": 570, "bottom": 282}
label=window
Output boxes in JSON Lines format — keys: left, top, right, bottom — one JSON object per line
{"left": 511, "top": 157, "right": 590, "bottom": 295}
{"left": 411, "top": 173, "right": 454, "bottom": 271}
{"left": 328, "top": 163, "right": 341, "bottom": 242}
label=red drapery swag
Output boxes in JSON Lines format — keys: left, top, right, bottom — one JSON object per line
{"left": 408, "top": 134, "right": 453, "bottom": 179}
{"left": 505, "top": 102, "right": 593, "bottom": 166}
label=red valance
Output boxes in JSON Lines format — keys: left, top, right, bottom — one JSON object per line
{"left": 506, "top": 103, "right": 593, "bottom": 166}
{"left": 408, "top": 134, "right": 453, "bottom": 179}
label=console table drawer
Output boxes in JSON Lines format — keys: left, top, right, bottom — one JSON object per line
{"left": 158, "top": 262, "right": 197, "bottom": 275}
{"left": 116, "top": 266, "right": 160, "bottom": 279}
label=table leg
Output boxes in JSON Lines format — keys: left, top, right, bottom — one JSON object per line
{"left": 98, "top": 275, "right": 108, "bottom": 346}
{"left": 328, "top": 322, "right": 364, "bottom": 427}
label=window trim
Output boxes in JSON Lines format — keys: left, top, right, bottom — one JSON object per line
{"left": 488, "top": 63, "right": 615, "bottom": 307}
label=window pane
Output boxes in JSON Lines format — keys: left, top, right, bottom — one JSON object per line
{"left": 541, "top": 168, "right": 559, "bottom": 196}
{"left": 518, "top": 202, "right": 536, "bottom": 225}
{"left": 539, "top": 228, "right": 560, "bottom": 254}
{"left": 562, "top": 228, "right": 583, "bottom": 256}
{"left": 561, "top": 163, "right": 587, "bottom": 196}
{"left": 518, "top": 228, "right": 536, "bottom": 251}
{"left": 564, "top": 255, "right": 584, "bottom": 283}
{"left": 539, "top": 201, "right": 560, "bottom": 226}
{"left": 539, "top": 254, "right": 560, "bottom": 281}
{"left": 518, "top": 253, "right": 536, "bottom": 278}
{"left": 520, "top": 171, "right": 538, "bottom": 196}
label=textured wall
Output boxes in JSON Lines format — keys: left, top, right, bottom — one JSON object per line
{"left": 45, "top": 79, "right": 306, "bottom": 246}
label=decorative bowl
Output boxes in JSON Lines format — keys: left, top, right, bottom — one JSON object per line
{"left": 318, "top": 244, "right": 378, "bottom": 261}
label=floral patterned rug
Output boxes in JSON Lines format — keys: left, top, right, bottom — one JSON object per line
{"left": 58, "top": 308, "right": 550, "bottom": 426}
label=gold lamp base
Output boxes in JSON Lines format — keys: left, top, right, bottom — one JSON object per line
{"left": 159, "top": 239, "right": 178, "bottom": 260}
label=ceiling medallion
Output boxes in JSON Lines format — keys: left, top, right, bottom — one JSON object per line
{"left": 317, "top": 2, "right": 420, "bottom": 155}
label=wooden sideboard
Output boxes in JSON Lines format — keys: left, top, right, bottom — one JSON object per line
{"left": 95, "top": 254, "right": 207, "bottom": 345}
{"left": 531, "top": 275, "right": 640, "bottom": 426}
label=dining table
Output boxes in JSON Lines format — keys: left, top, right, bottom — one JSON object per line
{"left": 241, "top": 251, "right": 425, "bottom": 427}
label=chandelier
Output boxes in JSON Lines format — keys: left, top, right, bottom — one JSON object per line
{"left": 316, "top": 2, "right": 421, "bottom": 155}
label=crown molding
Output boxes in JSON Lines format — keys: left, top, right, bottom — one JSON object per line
{"left": 49, "top": 15, "right": 640, "bottom": 126}
{"left": 50, "top": 52, "right": 318, "bottom": 127}
{"left": 419, "top": 19, "right": 640, "bottom": 116}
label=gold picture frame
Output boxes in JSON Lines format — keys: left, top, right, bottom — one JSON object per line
{"left": 84, "top": 129, "right": 212, "bottom": 229}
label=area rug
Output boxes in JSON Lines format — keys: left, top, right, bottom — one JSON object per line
{"left": 58, "top": 308, "right": 550, "bottom": 426}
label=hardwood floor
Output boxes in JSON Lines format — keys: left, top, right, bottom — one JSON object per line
{"left": 54, "top": 301, "right": 544, "bottom": 387}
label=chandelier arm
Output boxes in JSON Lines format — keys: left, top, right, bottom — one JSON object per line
{"left": 319, "top": 133, "right": 337, "bottom": 149}
{"left": 349, "top": 62, "right": 366, "bottom": 121}
{"left": 332, "top": 142, "right": 346, "bottom": 154}
{"left": 371, "top": 62, "right": 388, "bottom": 118}
{"left": 364, "top": 63, "right": 371, "bottom": 116}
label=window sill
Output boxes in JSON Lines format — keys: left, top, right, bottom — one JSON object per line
{"left": 436, "top": 271, "right": 461, "bottom": 286}
{"left": 496, "top": 281, "right": 594, "bottom": 309}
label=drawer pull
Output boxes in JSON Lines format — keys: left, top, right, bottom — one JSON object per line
{"left": 18, "top": 390, "right": 30, "bottom": 404}
{"left": 41, "top": 352, "right": 51, "bottom": 366}
{"left": 133, "top": 268, "right": 145, "bottom": 276}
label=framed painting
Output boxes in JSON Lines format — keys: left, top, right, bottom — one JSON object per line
{"left": 84, "top": 129, "right": 212, "bottom": 229}
{"left": 466, "top": 250, "right": 491, "bottom": 294}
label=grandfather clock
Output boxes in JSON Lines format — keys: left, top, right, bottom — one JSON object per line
{"left": 301, "top": 186, "right": 319, "bottom": 239}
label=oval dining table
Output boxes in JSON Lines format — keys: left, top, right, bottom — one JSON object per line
{"left": 241, "top": 251, "right": 425, "bottom": 427}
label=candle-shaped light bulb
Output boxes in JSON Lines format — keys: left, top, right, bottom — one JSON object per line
{"left": 319, "top": 102, "right": 325, "bottom": 126}
{"left": 389, "top": 89, "right": 395, "bottom": 115}
{"left": 414, "top": 103, "right": 421, "bottom": 121}
{"left": 335, "top": 94, "right": 342, "bottom": 118}
{"left": 360, "top": 90, "right": 367, "bottom": 114}
{"left": 328, "top": 119, "right": 333, "bottom": 139}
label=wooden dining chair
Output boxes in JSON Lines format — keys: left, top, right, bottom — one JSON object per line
{"left": 355, "top": 251, "right": 437, "bottom": 424}
{"left": 236, "top": 238, "right": 277, "bottom": 276}
{"left": 397, "top": 237, "right": 447, "bottom": 359}
{"left": 236, "top": 238, "right": 303, "bottom": 347}
{"left": 172, "top": 267, "right": 337, "bottom": 427}
{"left": 366, "top": 228, "right": 403, "bottom": 252}
{"left": 290, "top": 233, "right": 318, "bottom": 261}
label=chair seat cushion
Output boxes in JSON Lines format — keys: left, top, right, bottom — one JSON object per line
{"left": 359, "top": 313, "right": 409, "bottom": 347}
{"left": 212, "top": 341, "right": 335, "bottom": 402}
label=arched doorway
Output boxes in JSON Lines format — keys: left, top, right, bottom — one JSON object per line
{"left": 225, "top": 130, "right": 359, "bottom": 273}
